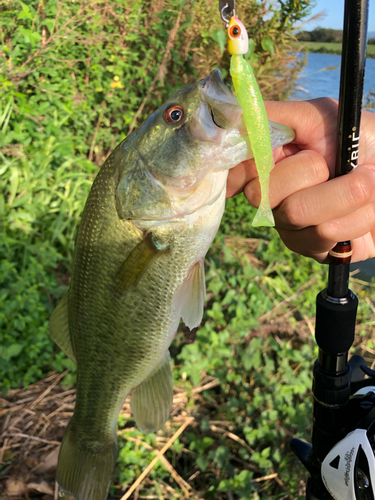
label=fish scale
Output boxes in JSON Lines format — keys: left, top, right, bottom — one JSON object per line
{"left": 58, "top": 153, "right": 226, "bottom": 499}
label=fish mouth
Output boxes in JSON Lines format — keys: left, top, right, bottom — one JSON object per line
{"left": 189, "top": 70, "right": 242, "bottom": 145}
{"left": 211, "top": 108, "right": 224, "bottom": 129}
{"left": 200, "top": 70, "right": 242, "bottom": 129}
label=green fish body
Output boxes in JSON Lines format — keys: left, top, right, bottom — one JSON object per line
{"left": 49, "top": 70, "right": 294, "bottom": 500}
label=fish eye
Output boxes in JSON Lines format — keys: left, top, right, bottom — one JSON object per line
{"left": 230, "top": 25, "right": 241, "bottom": 37}
{"left": 164, "top": 105, "right": 184, "bottom": 124}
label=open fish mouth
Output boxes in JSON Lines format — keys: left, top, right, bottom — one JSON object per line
{"left": 200, "top": 69, "right": 242, "bottom": 130}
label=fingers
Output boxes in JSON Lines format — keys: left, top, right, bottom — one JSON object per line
{"left": 243, "top": 149, "right": 329, "bottom": 210}
{"left": 226, "top": 145, "right": 287, "bottom": 198}
{"left": 275, "top": 165, "right": 375, "bottom": 263}
{"left": 277, "top": 202, "right": 375, "bottom": 263}
{"left": 226, "top": 98, "right": 341, "bottom": 199}
{"left": 265, "top": 98, "right": 339, "bottom": 172}
{"left": 275, "top": 166, "right": 375, "bottom": 230}
{"left": 226, "top": 158, "right": 257, "bottom": 198}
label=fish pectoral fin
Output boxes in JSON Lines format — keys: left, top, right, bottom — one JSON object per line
{"left": 130, "top": 352, "right": 173, "bottom": 434}
{"left": 113, "top": 232, "right": 167, "bottom": 293}
{"left": 175, "top": 259, "right": 206, "bottom": 330}
{"left": 48, "top": 293, "right": 76, "bottom": 363}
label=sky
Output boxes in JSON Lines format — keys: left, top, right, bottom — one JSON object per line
{"left": 306, "top": 0, "right": 375, "bottom": 34}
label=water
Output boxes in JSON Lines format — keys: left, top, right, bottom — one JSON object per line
{"left": 289, "top": 52, "right": 375, "bottom": 281}
{"left": 291, "top": 52, "right": 375, "bottom": 102}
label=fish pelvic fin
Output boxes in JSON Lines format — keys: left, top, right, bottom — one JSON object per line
{"left": 131, "top": 351, "right": 173, "bottom": 434}
{"left": 57, "top": 419, "right": 117, "bottom": 500}
{"left": 48, "top": 293, "right": 76, "bottom": 363}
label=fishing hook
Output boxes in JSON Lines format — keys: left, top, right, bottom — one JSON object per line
{"left": 220, "top": 2, "right": 235, "bottom": 27}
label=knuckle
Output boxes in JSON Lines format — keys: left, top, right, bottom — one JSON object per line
{"left": 316, "top": 219, "right": 342, "bottom": 242}
{"left": 347, "top": 174, "right": 370, "bottom": 206}
{"left": 305, "top": 151, "right": 329, "bottom": 183}
{"left": 281, "top": 196, "right": 309, "bottom": 228}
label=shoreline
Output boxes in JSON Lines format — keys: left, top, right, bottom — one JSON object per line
{"left": 293, "top": 41, "right": 375, "bottom": 59}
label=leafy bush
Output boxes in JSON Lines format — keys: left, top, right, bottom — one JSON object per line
{"left": 0, "top": 136, "right": 93, "bottom": 391}
{"left": 296, "top": 28, "right": 343, "bottom": 43}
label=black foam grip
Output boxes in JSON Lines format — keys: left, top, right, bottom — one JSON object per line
{"left": 315, "top": 292, "right": 358, "bottom": 354}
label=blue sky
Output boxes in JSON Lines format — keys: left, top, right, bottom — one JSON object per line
{"left": 306, "top": 0, "right": 375, "bottom": 33}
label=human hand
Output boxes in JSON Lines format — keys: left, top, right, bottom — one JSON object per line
{"left": 226, "top": 98, "right": 375, "bottom": 263}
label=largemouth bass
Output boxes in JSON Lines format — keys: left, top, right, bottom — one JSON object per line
{"left": 49, "top": 69, "right": 294, "bottom": 500}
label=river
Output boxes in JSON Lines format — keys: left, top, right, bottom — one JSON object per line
{"left": 290, "top": 52, "right": 375, "bottom": 281}
{"left": 291, "top": 52, "right": 375, "bottom": 102}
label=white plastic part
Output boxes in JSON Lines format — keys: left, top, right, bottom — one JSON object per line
{"left": 321, "top": 427, "right": 375, "bottom": 500}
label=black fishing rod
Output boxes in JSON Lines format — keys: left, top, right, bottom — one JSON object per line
{"left": 291, "top": 1, "right": 375, "bottom": 499}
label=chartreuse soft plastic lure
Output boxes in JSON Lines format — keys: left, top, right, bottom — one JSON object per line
{"left": 227, "top": 15, "right": 275, "bottom": 227}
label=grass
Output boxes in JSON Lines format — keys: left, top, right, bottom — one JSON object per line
{"left": 2, "top": 220, "right": 375, "bottom": 499}
{"left": 293, "top": 41, "right": 375, "bottom": 58}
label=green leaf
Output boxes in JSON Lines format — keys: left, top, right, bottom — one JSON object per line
{"left": 261, "top": 37, "right": 275, "bottom": 57}
{"left": 0, "top": 96, "right": 13, "bottom": 132}
{"left": 1, "top": 343, "right": 24, "bottom": 360}
{"left": 41, "top": 19, "right": 55, "bottom": 31}
{"left": 211, "top": 29, "right": 226, "bottom": 54}
{"left": 8, "top": 167, "right": 19, "bottom": 207}
{"left": 17, "top": 1, "right": 33, "bottom": 20}
{"left": 0, "top": 194, "right": 4, "bottom": 215}
{"left": 196, "top": 455, "right": 209, "bottom": 471}
{"left": 248, "top": 38, "right": 256, "bottom": 55}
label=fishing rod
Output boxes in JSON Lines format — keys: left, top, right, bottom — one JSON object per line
{"left": 291, "top": 1, "right": 374, "bottom": 499}
{"left": 219, "top": 0, "right": 373, "bottom": 498}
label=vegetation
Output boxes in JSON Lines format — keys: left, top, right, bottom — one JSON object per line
{"left": 295, "top": 28, "right": 375, "bottom": 58}
{"left": 2, "top": 0, "right": 375, "bottom": 499}
{"left": 295, "top": 40, "right": 375, "bottom": 58}
{"left": 296, "top": 27, "right": 343, "bottom": 43}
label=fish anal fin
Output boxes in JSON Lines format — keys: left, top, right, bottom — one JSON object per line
{"left": 114, "top": 233, "right": 167, "bottom": 293}
{"left": 175, "top": 259, "right": 206, "bottom": 330}
{"left": 48, "top": 293, "right": 76, "bottom": 363}
{"left": 130, "top": 352, "right": 173, "bottom": 434}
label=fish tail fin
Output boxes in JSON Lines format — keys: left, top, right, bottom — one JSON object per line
{"left": 57, "top": 419, "right": 118, "bottom": 500}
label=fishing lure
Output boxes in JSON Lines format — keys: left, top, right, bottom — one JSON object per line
{"left": 227, "top": 14, "right": 275, "bottom": 227}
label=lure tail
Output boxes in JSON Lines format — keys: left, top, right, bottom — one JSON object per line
{"left": 56, "top": 418, "right": 118, "bottom": 500}
{"left": 251, "top": 177, "right": 274, "bottom": 227}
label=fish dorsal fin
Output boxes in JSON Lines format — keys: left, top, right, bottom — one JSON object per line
{"left": 48, "top": 293, "right": 76, "bottom": 363}
{"left": 130, "top": 352, "right": 173, "bottom": 434}
{"left": 175, "top": 259, "right": 206, "bottom": 330}
{"left": 114, "top": 233, "right": 167, "bottom": 293}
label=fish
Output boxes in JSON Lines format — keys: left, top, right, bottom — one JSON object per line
{"left": 49, "top": 69, "right": 295, "bottom": 500}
